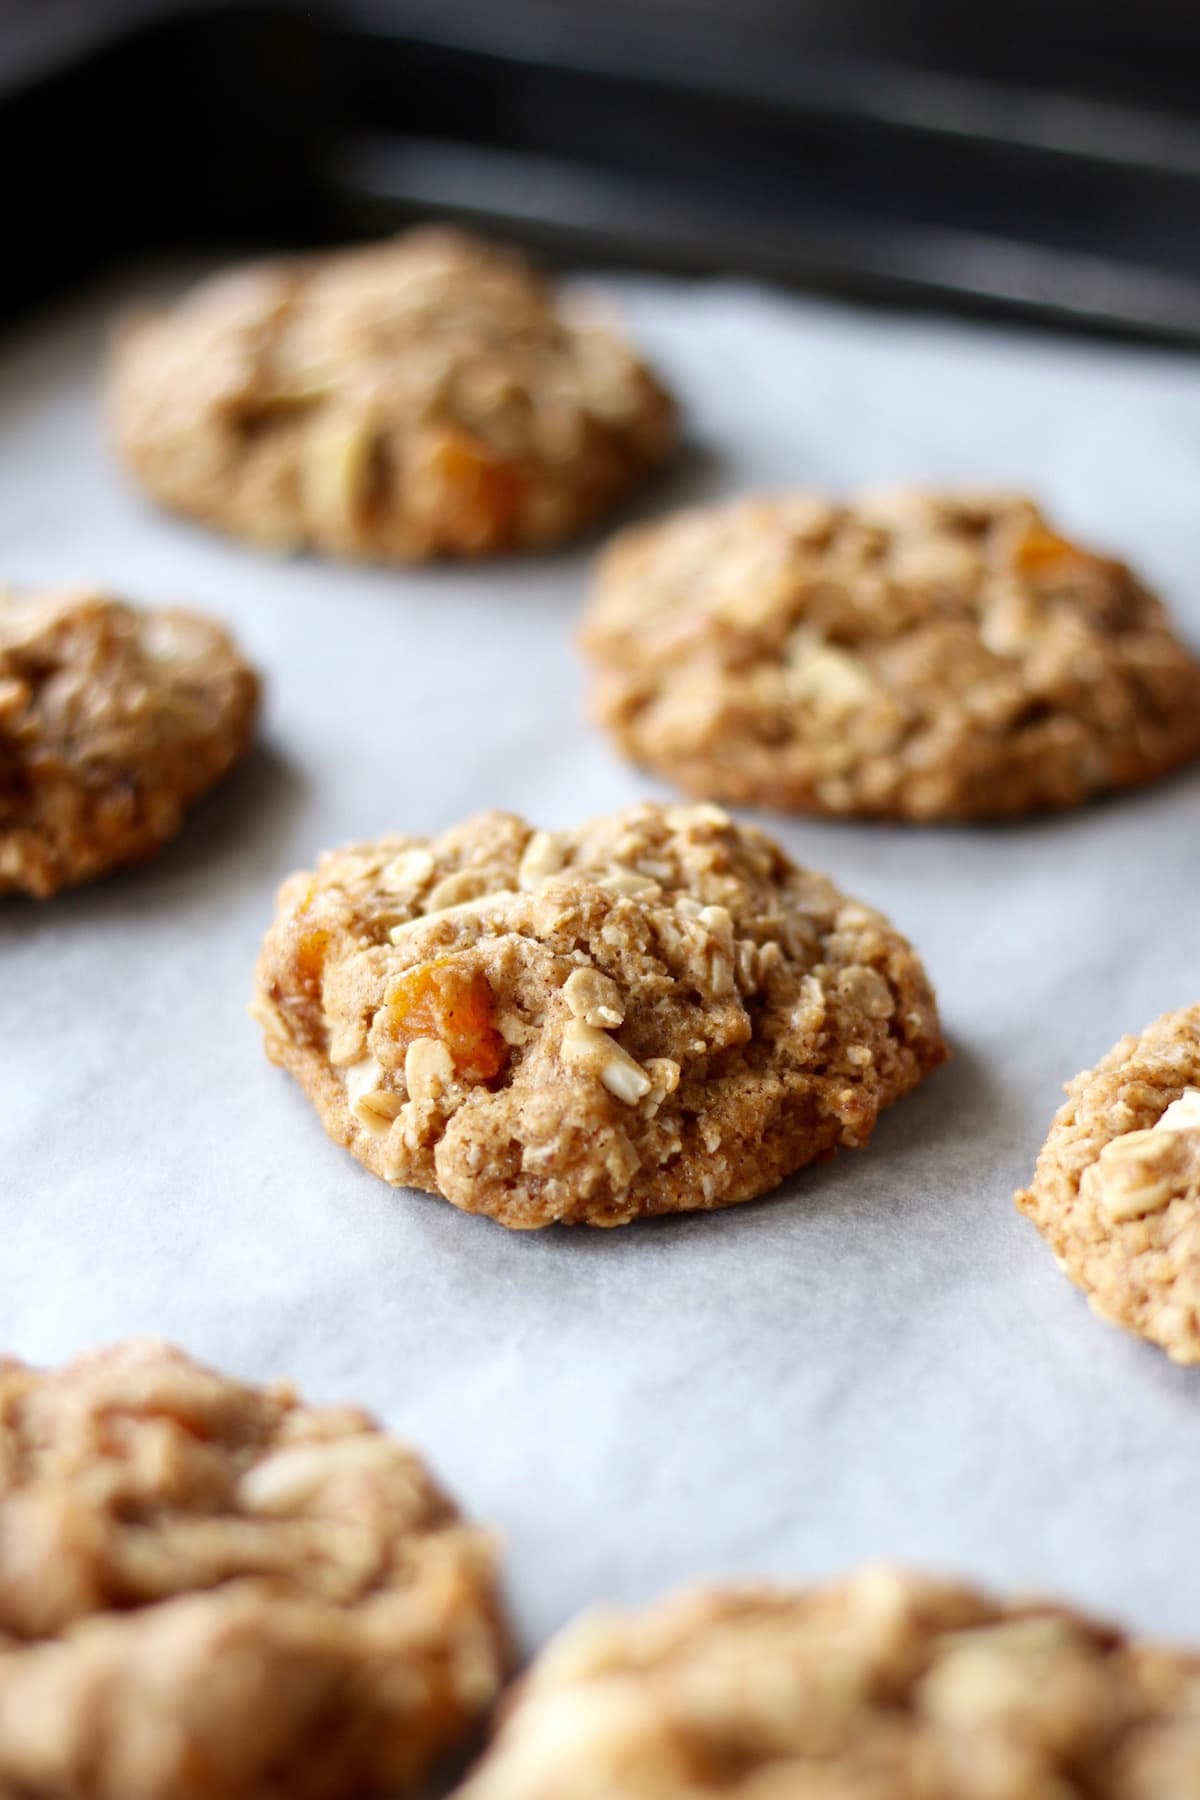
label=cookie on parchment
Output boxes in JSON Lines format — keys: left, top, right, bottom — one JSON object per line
{"left": 109, "top": 229, "right": 676, "bottom": 561}
{"left": 0, "top": 587, "right": 258, "bottom": 897}
{"left": 0, "top": 1338, "right": 507, "bottom": 1800}
{"left": 455, "top": 1564, "right": 1200, "bottom": 1799}
{"left": 582, "top": 488, "right": 1200, "bottom": 821}
{"left": 1016, "top": 1004, "right": 1200, "bottom": 1363}
{"left": 251, "top": 802, "right": 945, "bottom": 1228}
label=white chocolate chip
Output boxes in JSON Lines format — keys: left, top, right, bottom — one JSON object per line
{"left": 302, "top": 413, "right": 372, "bottom": 527}
{"left": 1158, "top": 1088, "right": 1200, "bottom": 1132}
{"left": 404, "top": 1037, "right": 455, "bottom": 1105}
{"left": 424, "top": 869, "right": 488, "bottom": 913}
{"left": 562, "top": 966, "right": 625, "bottom": 1029}
{"left": 1083, "top": 1127, "right": 1193, "bottom": 1223}
{"left": 517, "top": 829, "right": 564, "bottom": 890}
{"left": 379, "top": 846, "right": 435, "bottom": 892}
{"left": 239, "top": 1436, "right": 402, "bottom": 1514}
{"left": 345, "top": 1057, "right": 402, "bottom": 1136}
{"left": 389, "top": 889, "right": 519, "bottom": 942}
{"left": 561, "top": 1018, "right": 652, "bottom": 1103}
{"left": 786, "top": 630, "right": 875, "bottom": 715}
{"left": 664, "top": 802, "right": 730, "bottom": 831}
{"left": 597, "top": 866, "right": 658, "bottom": 896}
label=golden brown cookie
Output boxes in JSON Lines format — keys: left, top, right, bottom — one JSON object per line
{"left": 0, "top": 587, "right": 259, "bottom": 897}
{"left": 581, "top": 488, "right": 1200, "bottom": 821}
{"left": 0, "top": 1338, "right": 508, "bottom": 1800}
{"left": 251, "top": 802, "right": 945, "bottom": 1228}
{"left": 454, "top": 1564, "right": 1200, "bottom": 1800}
{"left": 108, "top": 229, "right": 676, "bottom": 561}
{"left": 1016, "top": 1005, "right": 1200, "bottom": 1363}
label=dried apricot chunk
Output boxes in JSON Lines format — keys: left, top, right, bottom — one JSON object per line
{"left": 293, "top": 926, "right": 332, "bottom": 989}
{"left": 1013, "top": 526, "right": 1096, "bottom": 577}
{"left": 426, "top": 429, "right": 523, "bottom": 548}
{"left": 386, "top": 957, "right": 507, "bottom": 1082}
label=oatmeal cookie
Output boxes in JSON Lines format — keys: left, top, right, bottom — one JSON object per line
{"left": 0, "top": 587, "right": 259, "bottom": 897}
{"left": 251, "top": 802, "right": 945, "bottom": 1228}
{"left": 108, "top": 229, "right": 676, "bottom": 561}
{"left": 1016, "top": 1005, "right": 1200, "bottom": 1363}
{"left": 454, "top": 1563, "right": 1200, "bottom": 1799}
{"left": 0, "top": 1338, "right": 508, "bottom": 1800}
{"left": 582, "top": 488, "right": 1200, "bottom": 820}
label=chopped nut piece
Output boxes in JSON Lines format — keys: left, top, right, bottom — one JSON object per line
{"left": 345, "top": 1057, "right": 402, "bottom": 1136}
{"left": 561, "top": 1018, "right": 653, "bottom": 1104}
{"left": 562, "top": 966, "right": 625, "bottom": 1029}
{"left": 380, "top": 846, "right": 435, "bottom": 892}
{"left": 404, "top": 1036, "right": 456, "bottom": 1106}
{"left": 517, "top": 829, "right": 563, "bottom": 890}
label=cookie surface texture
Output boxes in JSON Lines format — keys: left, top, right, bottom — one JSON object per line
{"left": 0, "top": 588, "right": 259, "bottom": 897}
{"left": 251, "top": 803, "right": 946, "bottom": 1228}
{"left": 582, "top": 488, "right": 1200, "bottom": 820}
{"left": 454, "top": 1564, "right": 1200, "bottom": 1799}
{"left": 109, "top": 229, "right": 676, "bottom": 560}
{"left": 1016, "top": 1004, "right": 1200, "bottom": 1363}
{"left": 0, "top": 1338, "right": 507, "bottom": 1800}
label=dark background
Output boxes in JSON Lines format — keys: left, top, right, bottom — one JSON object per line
{"left": 4, "top": 0, "right": 1200, "bottom": 342}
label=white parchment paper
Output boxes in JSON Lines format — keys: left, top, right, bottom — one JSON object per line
{"left": 3, "top": 267, "right": 1200, "bottom": 1690}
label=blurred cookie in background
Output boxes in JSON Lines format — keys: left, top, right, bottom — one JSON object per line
{"left": 456, "top": 1563, "right": 1200, "bottom": 1798}
{"left": 0, "top": 1337, "right": 509, "bottom": 1800}
{"left": 109, "top": 229, "right": 677, "bottom": 563}
{"left": 0, "top": 586, "right": 258, "bottom": 897}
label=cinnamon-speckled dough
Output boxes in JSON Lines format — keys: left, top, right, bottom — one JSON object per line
{"left": 251, "top": 803, "right": 945, "bottom": 1228}
{"left": 109, "top": 230, "right": 676, "bottom": 561}
{"left": 455, "top": 1564, "right": 1200, "bottom": 1800}
{"left": 0, "top": 588, "right": 259, "bottom": 897}
{"left": 1016, "top": 1005, "right": 1200, "bottom": 1363}
{"left": 582, "top": 488, "right": 1200, "bottom": 820}
{"left": 0, "top": 1338, "right": 507, "bottom": 1800}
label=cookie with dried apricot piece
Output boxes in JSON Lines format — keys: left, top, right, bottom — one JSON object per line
{"left": 581, "top": 488, "right": 1200, "bottom": 820}
{"left": 251, "top": 803, "right": 946, "bottom": 1227}
{"left": 109, "top": 229, "right": 676, "bottom": 561}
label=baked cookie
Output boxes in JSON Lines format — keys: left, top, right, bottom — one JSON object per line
{"left": 251, "top": 802, "right": 945, "bottom": 1228}
{"left": 1016, "top": 1005, "right": 1200, "bottom": 1363}
{"left": 0, "top": 1338, "right": 507, "bottom": 1800}
{"left": 582, "top": 488, "right": 1200, "bottom": 821}
{"left": 455, "top": 1563, "right": 1200, "bottom": 1799}
{"left": 0, "top": 587, "right": 259, "bottom": 897}
{"left": 108, "top": 229, "right": 676, "bottom": 561}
